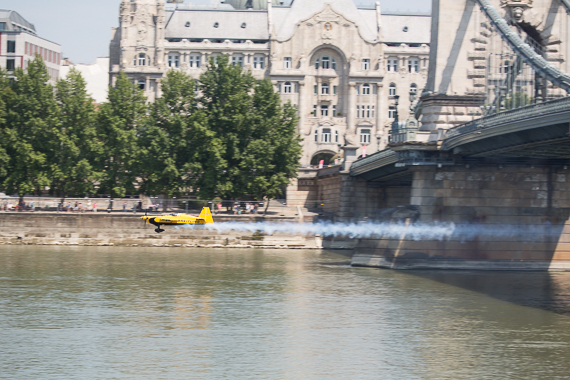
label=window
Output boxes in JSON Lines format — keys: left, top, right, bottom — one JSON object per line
{"left": 408, "top": 58, "right": 419, "bottom": 73}
{"left": 362, "top": 83, "right": 370, "bottom": 95}
{"left": 137, "top": 53, "right": 147, "bottom": 66}
{"left": 6, "top": 59, "right": 15, "bottom": 71}
{"left": 360, "top": 129, "right": 371, "bottom": 144}
{"left": 387, "top": 58, "right": 398, "bottom": 72}
{"left": 0, "top": 23, "right": 5, "bottom": 31}
{"left": 332, "top": 58, "right": 337, "bottom": 70}
{"left": 253, "top": 56, "right": 265, "bottom": 69}
{"left": 294, "top": 83, "right": 299, "bottom": 93}
{"left": 371, "top": 106, "right": 375, "bottom": 118}
{"left": 362, "top": 58, "right": 370, "bottom": 70}
{"left": 138, "top": 79, "right": 146, "bottom": 90}
{"left": 321, "top": 56, "right": 330, "bottom": 69}
{"left": 388, "top": 106, "right": 396, "bottom": 119}
{"left": 321, "top": 105, "right": 329, "bottom": 117}
{"left": 315, "top": 58, "right": 320, "bottom": 69}
{"left": 283, "top": 82, "right": 292, "bottom": 94}
{"left": 365, "top": 105, "right": 371, "bottom": 118}
{"left": 232, "top": 55, "right": 244, "bottom": 67}
{"left": 333, "top": 86, "right": 338, "bottom": 95}
{"left": 356, "top": 105, "right": 360, "bottom": 118}
{"left": 410, "top": 83, "right": 418, "bottom": 101}
{"left": 321, "top": 83, "right": 329, "bottom": 95}
{"left": 284, "top": 57, "right": 292, "bottom": 69}
{"left": 333, "top": 105, "right": 337, "bottom": 117}
{"left": 322, "top": 128, "right": 331, "bottom": 143}
{"left": 168, "top": 54, "right": 180, "bottom": 68}
{"left": 189, "top": 54, "right": 201, "bottom": 68}
{"left": 389, "top": 83, "right": 397, "bottom": 96}
{"left": 314, "top": 129, "right": 318, "bottom": 142}
{"left": 502, "top": 60, "right": 510, "bottom": 74}
{"left": 335, "top": 130, "right": 339, "bottom": 143}
{"left": 313, "top": 105, "right": 317, "bottom": 116}
{"left": 7, "top": 40, "right": 16, "bottom": 53}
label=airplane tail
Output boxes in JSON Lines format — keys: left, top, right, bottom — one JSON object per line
{"left": 199, "top": 207, "right": 214, "bottom": 224}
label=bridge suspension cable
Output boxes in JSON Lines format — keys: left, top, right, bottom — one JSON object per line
{"left": 560, "top": 0, "right": 570, "bottom": 14}
{"left": 476, "top": 0, "right": 570, "bottom": 93}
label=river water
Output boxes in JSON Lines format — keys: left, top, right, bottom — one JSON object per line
{"left": 2, "top": 246, "right": 570, "bottom": 379}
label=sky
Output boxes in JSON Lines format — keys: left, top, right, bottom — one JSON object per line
{"left": 1, "top": 0, "right": 431, "bottom": 64}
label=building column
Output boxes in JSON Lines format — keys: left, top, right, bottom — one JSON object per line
{"left": 376, "top": 83, "right": 384, "bottom": 150}
{"left": 298, "top": 81, "right": 307, "bottom": 135}
{"left": 347, "top": 82, "right": 357, "bottom": 132}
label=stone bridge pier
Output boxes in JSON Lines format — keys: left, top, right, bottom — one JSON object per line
{"left": 353, "top": 163, "right": 570, "bottom": 270}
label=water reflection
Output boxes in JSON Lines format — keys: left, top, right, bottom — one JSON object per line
{"left": 1, "top": 246, "right": 570, "bottom": 379}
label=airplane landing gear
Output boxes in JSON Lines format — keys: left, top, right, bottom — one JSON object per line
{"left": 155, "top": 228, "right": 165, "bottom": 233}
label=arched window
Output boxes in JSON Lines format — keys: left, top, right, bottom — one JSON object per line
{"left": 321, "top": 56, "right": 330, "bottom": 69}
{"left": 321, "top": 83, "right": 329, "bottom": 95}
{"left": 410, "top": 83, "right": 418, "bottom": 101}
{"left": 362, "top": 83, "right": 371, "bottom": 95}
{"left": 137, "top": 53, "right": 146, "bottom": 66}
{"left": 389, "top": 83, "right": 397, "bottom": 96}
{"left": 283, "top": 82, "right": 292, "bottom": 94}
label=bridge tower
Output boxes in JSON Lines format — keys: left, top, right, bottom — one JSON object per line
{"left": 419, "top": 0, "right": 570, "bottom": 135}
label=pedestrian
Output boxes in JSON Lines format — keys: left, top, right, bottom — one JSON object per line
{"left": 87, "top": 200, "right": 92, "bottom": 211}
{"left": 246, "top": 203, "right": 251, "bottom": 213}
{"left": 253, "top": 203, "right": 258, "bottom": 214}
{"left": 122, "top": 201, "right": 127, "bottom": 212}
{"left": 217, "top": 202, "right": 222, "bottom": 214}
{"left": 93, "top": 203, "right": 97, "bottom": 212}
{"left": 233, "top": 203, "right": 238, "bottom": 215}
{"left": 133, "top": 203, "right": 137, "bottom": 214}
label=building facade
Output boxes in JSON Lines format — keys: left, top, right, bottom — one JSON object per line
{"left": 0, "top": 10, "right": 62, "bottom": 83}
{"left": 109, "top": 0, "right": 430, "bottom": 166}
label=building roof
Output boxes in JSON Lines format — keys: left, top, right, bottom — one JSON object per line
{"left": 381, "top": 14, "right": 431, "bottom": 44}
{"left": 165, "top": 9, "right": 269, "bottom": 40}
{"left": 274, "top": 0, "right": 378, "bottom": 42}
{"left": 0, "top": 9, "right": 36, "bottom": 34}
{"left": 223, "top": 0, "right": 281, "bottom": 10}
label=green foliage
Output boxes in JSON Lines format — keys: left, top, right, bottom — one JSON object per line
{"left": 96, "top": 72, "right": 148, "bottom": 198}
{"left": 197, "top": 55, "right": 301, "bottom": 200}
{"left": 504, "top": 92, "right": 533, "bottom": 110}
{"left": 139, "top": 70, "right": 208, "bottom": 197}
{"left": 0, "top": 58, "right": 301, "bottom": 202}
{"left": 52, "top": 68, "right": 100, "bottom": 197}
{"left": 1, "top": 57, "right": 61, "bottom": 198}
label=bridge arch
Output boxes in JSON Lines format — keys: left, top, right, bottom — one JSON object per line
{"left": 310, "top": 150, "right": 337, "bottom": 166}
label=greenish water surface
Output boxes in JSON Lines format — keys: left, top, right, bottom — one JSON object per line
{"left": 1, "top": 246, "right": 570, "bottom": 379}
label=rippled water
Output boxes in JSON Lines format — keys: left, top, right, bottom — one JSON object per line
{"left": 2, "top": 246, "right": 570, "bottom": 379}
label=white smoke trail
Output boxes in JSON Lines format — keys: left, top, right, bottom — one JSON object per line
{"left": 201, "top": 221, "right": 559, "bottom": 242}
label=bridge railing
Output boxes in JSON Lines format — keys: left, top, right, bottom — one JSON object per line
{"left": 445, "top": 96, "right": 570, "bottom": 139}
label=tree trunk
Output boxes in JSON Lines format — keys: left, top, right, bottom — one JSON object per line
{"left": 264, "top": 199, "right": 270, "bottom": 215}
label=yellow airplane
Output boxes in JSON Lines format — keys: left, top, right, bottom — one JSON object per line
{"left": 141, "top": 207, "right": 214, "bottom": 233}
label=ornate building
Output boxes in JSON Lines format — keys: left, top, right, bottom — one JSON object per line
{"left": 109, "top": 0, "right": 431, "bottom": 166}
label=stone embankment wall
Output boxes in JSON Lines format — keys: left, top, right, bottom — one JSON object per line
{"left": 353, "top": 165, "right": 570, "bottom": 270}
{"left": 0, "top": 213, "right": 322, "bottom": 249}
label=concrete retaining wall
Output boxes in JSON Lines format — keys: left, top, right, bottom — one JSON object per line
{"left": 0, "top": 213, "right": 322, "bottom": 249}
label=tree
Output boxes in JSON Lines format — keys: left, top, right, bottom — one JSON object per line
{"left": 197, "top": 55, "right": 301, "bottom": 203}
{"left": 139, "top": 70, "right": 209, "bottom": 197}
{"left": 244, "top": 79, "right": 302, "bottom": 209}
{"left": 52, "top": 68, "right": 100, "bottom": 198}
{"left": 96, "top": 72, "right": 147, "bottom": 198}
{"left": 197, "top": 55, "right": 256, "bottom": 199}
{"left": 1, "top": 57, "right": 61, "bottom": 202}
{"left": 0, "top": 70, "right": 11, "bottom": 183}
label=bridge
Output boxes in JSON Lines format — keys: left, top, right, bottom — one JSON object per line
{"left": 287, "top": 0, "right": 570, "bottom": 269}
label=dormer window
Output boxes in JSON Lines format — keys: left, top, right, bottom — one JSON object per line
{"left": 241, "top": 23, "right": 247, "bottom": 28}
{"left": 214, "top": 22, "right": 219, "bottom": 28}
{"left": 185, "top": 22, "right": 190, "bottom": 27}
